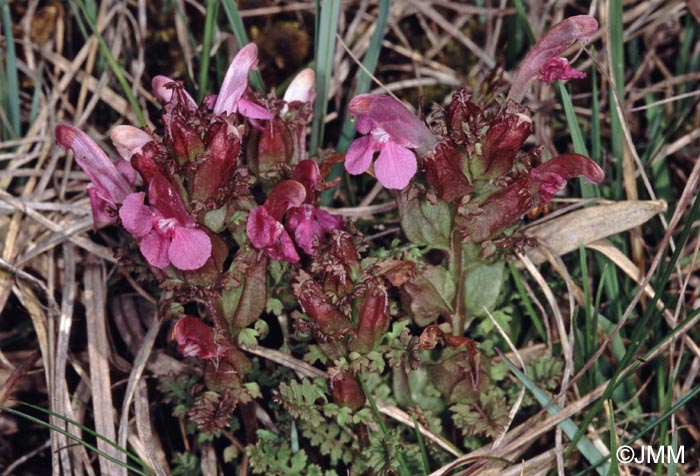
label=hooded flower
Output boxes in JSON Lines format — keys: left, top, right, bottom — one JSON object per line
{"left": 119, "top": 175, "right": 212, "bottom": 270}
{"left": 213, "top": 43, "right": 274, "bottom": 120}
{"left": 55, "top": 124, "right": 135, "bottom": 230}
{"left": 247, "top": 162, "right": 342, "bottom": 261}
{"left": 286, "top": 205, "right": 342, "bottom": 255}
{"left": 171, "top": 316, "right": 223, "bottom": 360}
{"left": 345, "top": 94, "right": 437, "bottom": 189}
{"left": 246, "top": 180, "right": 307, "bottom": 263}
{"left": 459, "top": 154, "right": 604, "bottom": 242}
{"left": 508, "top": 15, "right": 598, "bottom": 102}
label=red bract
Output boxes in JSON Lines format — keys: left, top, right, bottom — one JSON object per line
{"left": 294, "top": 271, "right": 352, "bottom": 334}
{"left": 55, "top": 124, "right": 135, "bottom": 230}
{"left": 171, "top": 316, "right": 223, "bottom": 360}
{"left": 247, "top": 206, "right": 301, "bottom": 263}
{"left": 508, "top": 15, "right": 598, "bottom": 102}
{"left": 119, "top": 175, "right": 212, "bottom": 270}
{"left": 350, "top": 281, "right": 390, "bottom": 354}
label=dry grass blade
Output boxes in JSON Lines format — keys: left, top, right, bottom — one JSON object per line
{"left": 524, "top": 200, "right": 667, "bottom": 265}
{"left": 83, "top": 263, "right": 124, "bottom": 476}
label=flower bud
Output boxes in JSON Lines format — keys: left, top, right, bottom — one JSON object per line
{"left": 350, "top": 282, "right": 390, "bottom": 354}
{"left": 329, "top": 370, "right": 365, "bottom": 411}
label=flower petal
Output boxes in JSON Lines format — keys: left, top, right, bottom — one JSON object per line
{"left": 237, "top": 97, "right": 274, "bottom": 120}
{"left": 349, "top": 94, "right": 436, "bottom": 153}
{"left": 373, "top": 141, "right": 417, "bottom": 189}
{"left": 345, "top": 135, "right": 376, "bottom": 175}
{"left": 169, "top": 227, "right": 212, "bottom": 270}
{"left": 110, "top": 125, "right": 155, "bottom": 161}
{"left": 214, "top": 43, "right": 258, "bottom": 116}
{"left": 87, "top": 185, "right": 116, "bottom": 230}
{"left": 139, "top": 231, "right": 170, "bottom": 269}
{"left": 55, "top": 124, "right": 133, "bottom": 204}
{"left": 538, "top": 57, "right": 587, "bottom": 84}
{"left": 119, "top": 192, "right": 155, "bottom": 238}
{"left": 246, "top": 206, "right": 300, "bottom": 263}
{"left": 283, "top": 68, "right": 316, "bottom": 105}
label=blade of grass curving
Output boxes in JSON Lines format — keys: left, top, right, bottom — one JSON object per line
{"left": 500, "top": 354, "right": 609, "bottom": 475}
{"left": 221, "top": 0, "right": 264, "bottom": 91}
{"left": 197, "top": 0, "right": 218, "bottom": 102}
{"left": 321, "top": 0, "right": 391, "bottom": 206}
{"left": 608, "top": 0, "right": 624, "bottom": 200}
{"left": 412, "top": 414, "right": 430, "bottom": 475}
{"left": 575, "top": 385, "right": 700, "bottom": 476}
{"left": 358, "top": 375, "right": 411, "bottom": 476}
{"left": 0, "top": 405, "right": 153, "bottom": 476}
{"left": 14, "top": 401, "right": 147, "bottom": 466}
{"left": 70, "top": 0, "right": 147, "bottom": 126}
{"left": 566, "top": 192, "right": 700, "bottom": 460}
{"left": 511, "top": 0, "right": 535, "bottom": 44}
{"left": 590, "top": 46, "right": 601, "bottom": 165}
{"left": 309, "top": 0, "right": 341, "bottom": 155}
{"left": 508, "top": 262, "right": 546, "bottom": 342}
{"left": 606, "top": 400, "right": 619, "bottom": 476}
{"left": 578, "top": 245, "right": 593, "bottom": 391}
{"left": 1, "top": 0, "right": 21, "bottom": 137}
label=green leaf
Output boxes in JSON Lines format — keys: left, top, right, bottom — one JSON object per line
{"left": 398, "top": 195, "right": 452, "bottom": 249}
{"left": 219, "top": 247, "right": 268, "bottom": 330}
{"left": 403, "top": 265, "right": 455, "bottom": 326}
{"left": 463, "top": 261, "right": 504, "bottom": 317}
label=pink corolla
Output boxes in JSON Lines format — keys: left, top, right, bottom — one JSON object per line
{"left": 119, "top": 175, "right": 212, "bottom": 270}
{"left": 213, "top": 44, "right": 274, "bottom": 120}
{"left": 345, "top": 94, "right": 437, "bottom": 190}
{"left": 247, "top": 162, "right": 342, "bottom": 261}
{"left": 246, "top": 180, "right": 306, "bottom": 263}
{"left": 508, "top": 15, "right": 598, "bottom": 102}
{"left": 55, "top": 124, "right": 135, "bottom": 230}
{"left": 286, "top": 205, "right": 342, "bottom": 255}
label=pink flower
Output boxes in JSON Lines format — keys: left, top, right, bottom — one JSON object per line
{"left": 282, "top": 68, "right": 316, "bottom": 113}
{"left": 345, "top": 94, "right": 436, "bottom": 189}
{"left": 55, "top": 124, "right": 135, "bottom": 230}
{"left": 247, "top": 206, "right": 300, "bottom": 263}
{"left": 246, "top": 180, "right": 307, "bottom": 263}
{"left": 171, "top": 316, "right": 223, "bottom": 360}
{"left": 119, "top": 175, "right": 212, "bottom": 270}
{"left": 529, "top": 153, "right": 605, "bottom": 203}
{"left": 508, "top": 15, "right": 598, "bottom": 102}
{"left": 286, "top": 205, "right": 342, "bottom": 255}
{"left": 213, "top": 44, "right": 274, "bottom": 120}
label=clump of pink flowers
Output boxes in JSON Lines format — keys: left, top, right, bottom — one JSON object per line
{"left": 54, "top": 15, "right": 605, "bottom": 448}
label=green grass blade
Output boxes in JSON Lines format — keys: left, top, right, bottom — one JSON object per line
{"left": 412, "top": 415, "right": 430, "bottom": 475}
{"left": 221, "top": 0, "right": 265, "bottom": 92}
{"left": 358, "top": 375, "right": 412, "bottom": 476}
{"left": 310, "top": 0, "right": 341, "bottom": 154}
{"left": 508, "top": 262, "right": 546, "bottom": 342}
{"left": 1, "top": 0, "right": 21, "bottom": 137}
{"left": 70, "top": 0, "right": 147, "bottom": 126}
{"left": 606, "top": 400, "right": 619, "bottom": 476}
{"left": 0, "top": 405, "right": 153, "bottom": 475}
{"left": 501, "top": 354, "right": 609, "bottom": 475}
{"left": 197, "top": 0, "right": 218, "bottom": 102}
{"left": 15, "top": 401, "right": 147, "bottom": 466}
